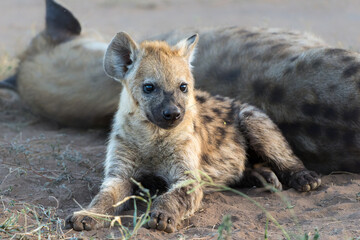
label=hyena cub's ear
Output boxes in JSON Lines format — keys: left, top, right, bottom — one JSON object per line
{"left": 174, "top": 34, "right": 199, "bottom": 65}
{"left": 45, "top": 0, "right": 81, "bottom": 43}
{"left": 103, "top": 32, "right": 139, "bottom": 81}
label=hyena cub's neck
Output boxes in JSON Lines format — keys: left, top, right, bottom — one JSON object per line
{"left": 104, "top": 32, "right": 200, "bottom": 138}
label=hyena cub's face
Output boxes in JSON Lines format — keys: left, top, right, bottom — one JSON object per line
{"left": 104, "top": 32, "right": 199, "bottom": 129}
{"left": 131, "top": 46, "right": 195, "bottom": 129}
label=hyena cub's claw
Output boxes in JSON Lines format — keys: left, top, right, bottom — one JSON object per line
{"left": 253, "top": 166, "right": 283, "bottom": 191}
{"left": 65, "top": 212, "right": 99, "bottom": 231}
{"left": 265, "top": 172, "right": 282, "bottom": 191}
{"left": 147, "top": 211, "right": 177, "bottom": 233}
{"left": 289, "top": 170, "right": 321, "bottom": 192}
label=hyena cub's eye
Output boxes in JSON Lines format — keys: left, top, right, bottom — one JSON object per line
{"left": 180, "top": 83, "right": 188, "bottom": 93}
{"left": 143, "top": 84, "right": 155, "bottom": 94}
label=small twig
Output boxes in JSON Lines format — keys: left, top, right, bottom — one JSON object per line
{"left": 13, "top": 224, "right": 46, "bottom": 237}
{"left": 48, "top": 196, "right": 59, "bottom": 209}
{"left": 0, "top": 167, "right": 21, "bottom": 186}
{"left": 79, "top": 160, "right": 103, "bottom": 179}
{"left": 0, "top": 161, "right": 56, "bottom": 181}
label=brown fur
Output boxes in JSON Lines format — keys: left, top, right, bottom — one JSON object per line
{"left": 1, "top": 0, "right": 360, "bottom": 173}
{"left": 65, "top": 33, "right": 320, "bottom": 232}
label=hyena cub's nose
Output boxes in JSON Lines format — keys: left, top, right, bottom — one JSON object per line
{"left": 162, "top": 106, "right": 181, "bottom": 121}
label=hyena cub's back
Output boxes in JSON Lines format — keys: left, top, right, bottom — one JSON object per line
{"left": 66, "top": 32, "right": 320, "bottom": 233}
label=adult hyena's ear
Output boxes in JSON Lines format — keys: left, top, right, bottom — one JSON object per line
{"left": 174, "top": 34, "right": 199, "bottom": 65}
{"left": 0, "top": 75, "right": 17, "bottom": 92}
{"left": 103, "top": 32, "right": 139, "bottom": 81}
{"left": 45, "top": 0, "right": 81, "bottom": 43}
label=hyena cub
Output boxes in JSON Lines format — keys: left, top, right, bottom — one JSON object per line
{"left": 66, "top": 32, "right": 321, "bottom": 232}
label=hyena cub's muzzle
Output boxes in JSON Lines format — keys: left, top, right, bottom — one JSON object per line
{"left": 162, "top": 105, "right": 181, "bottom": 121}
{"left": 149, "top": 101, "right": 184, "bottom": 129}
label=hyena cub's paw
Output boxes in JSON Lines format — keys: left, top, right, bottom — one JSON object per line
{"left": 146, "top": 211, "right": 177, "bottom": 233}
{"left": 289, "top": 170, "right": 321, "bottom": 192}
{"left": 253, "top": 166, "right": 282, "bottom": 191}
{"left": 65, "top": 211, "right": 102, "bottom": 231}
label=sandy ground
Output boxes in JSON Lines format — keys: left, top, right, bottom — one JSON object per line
{"left": 1, "top": 0, "right": 360, "bottom": 239}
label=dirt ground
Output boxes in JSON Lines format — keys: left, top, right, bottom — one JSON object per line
{"left": 1, "top": 0, "right": 360, "bottom": 239}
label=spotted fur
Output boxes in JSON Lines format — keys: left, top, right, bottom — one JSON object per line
{"left": 154, "top": 27, "right": 360, "bottom": 173}
{"left": 1, "top": 0, "right": 360, "bottom": 172}
{"left": 65, "top": 34, "right": 320, "bottom": 232}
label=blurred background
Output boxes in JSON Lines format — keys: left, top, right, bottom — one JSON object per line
{"left": 1, "top": 0, "right": 360, "bottom": 57}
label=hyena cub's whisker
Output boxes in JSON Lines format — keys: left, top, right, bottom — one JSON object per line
{"left": 66, "top": 32, "right": 321, "bottom": 233}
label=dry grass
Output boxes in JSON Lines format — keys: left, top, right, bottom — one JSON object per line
{"left": 0, "top": 180, "right": 152, "bottom": 240}
{"left": 0, "top": 197, "right": 67, "bottom": 239}
{"left": 183, "top": 170, "right": 325, "bottom": 240}
{"left": 0, "top": 133, "right": 102, "bottom": 239}
{"left": 1, "top": 155, "right": 359, "bottom": 239}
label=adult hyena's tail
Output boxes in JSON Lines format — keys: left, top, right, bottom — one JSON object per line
{"left": 0, "top": 75, "right": 17, "bottom": 92}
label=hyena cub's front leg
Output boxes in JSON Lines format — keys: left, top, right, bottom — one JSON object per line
{"left": 147, "top": 177, "right": 203, "bottom": 233}
{"left": 65, "top": 178, "right": 132, "bottom": 231}
{"left": 239, "top": 104, "right": 321, "bottom": 191}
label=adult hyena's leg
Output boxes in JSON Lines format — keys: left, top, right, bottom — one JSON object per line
{"left": 239, "top": 104, "right": 321, "bottom": 191}
{"left": 66, "top": 178, "right": 132, "bottom": 231}
{"left": 146, "top": 182, "right": 203, "bottom": 233}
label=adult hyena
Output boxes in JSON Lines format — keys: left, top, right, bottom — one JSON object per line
{"left": 0, "top": 0, "right": 121, "bottom": 128}
{"left": 65, "top": 33, "right": 320, "bottom": 232}
{"left": 158, "top": 28, "right": 360, "bottom": 173}
{"left": 155, "top": 27, "right": 360, "bottom": 173}
{"left": 0, "top": 0, "right": 359, "bottom": 173}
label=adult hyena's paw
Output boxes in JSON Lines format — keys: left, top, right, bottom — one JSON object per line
{"left": 289, "top": 170, "right": 321, "bottom": 192}
{"left": 146, "top": 211, "right": 177, "bottom": 233}
{"left": 65, "top": 211, "right": 100, "bottom": 231}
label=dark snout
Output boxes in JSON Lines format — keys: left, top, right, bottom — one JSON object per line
{"left": 162, "top": 106, "right": 181, "bottom": 121}
{"left": 148, "top": 103, "right": 184, "bottom": 129}
{"left": 157, "top": 104, "right": 183, "bottom": 129}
